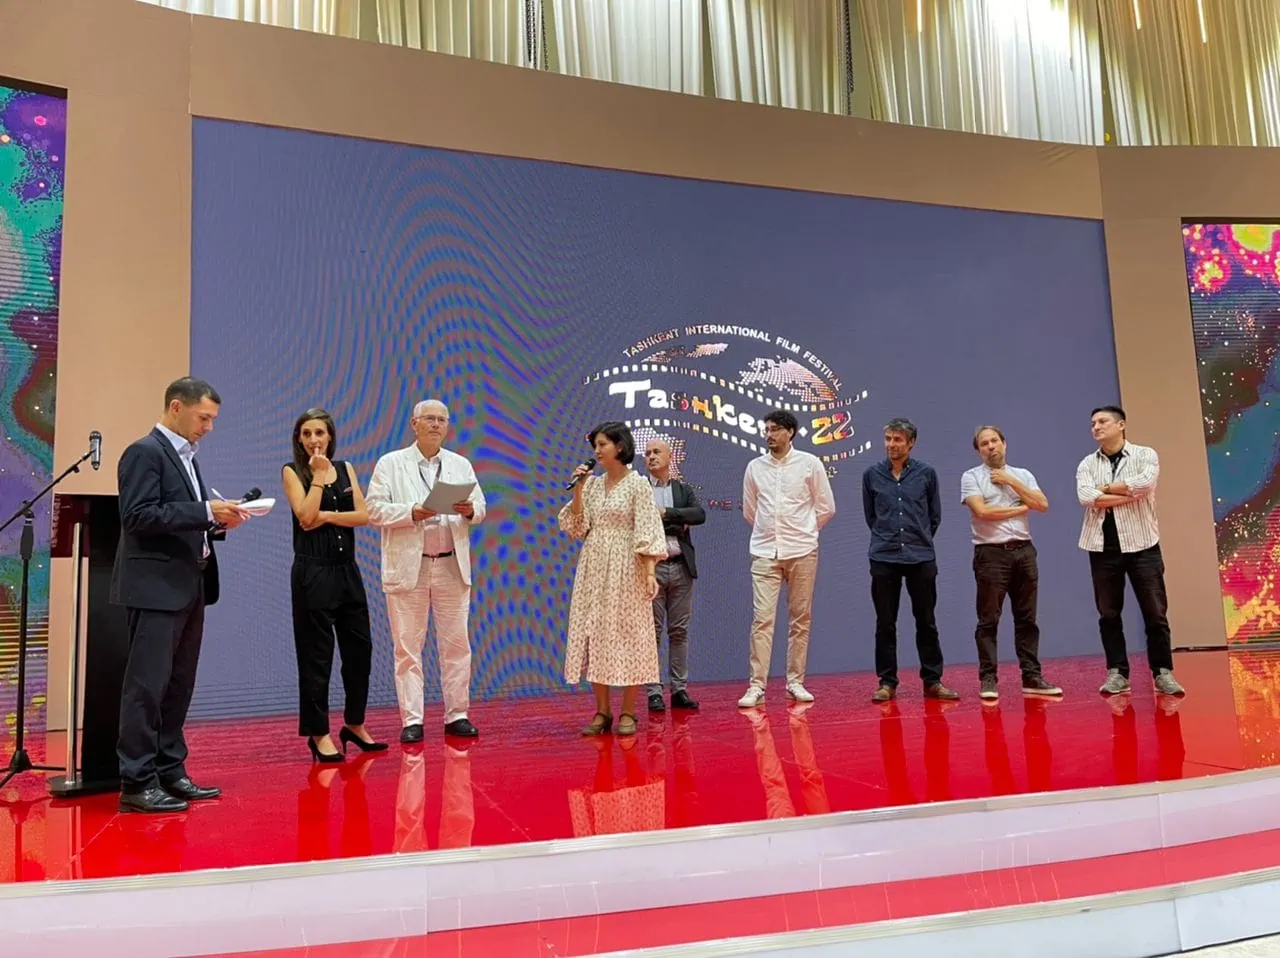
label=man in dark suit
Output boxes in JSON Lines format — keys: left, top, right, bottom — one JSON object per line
{"left": 643, "top": 438, "right": 706, "bottom": 711}
{"left": 112, "top": 377, "right": 249, "bottom": 813}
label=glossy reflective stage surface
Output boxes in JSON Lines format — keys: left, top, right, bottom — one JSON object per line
{"left": 0, "top": 652, "right": 1277, "bottom": 884}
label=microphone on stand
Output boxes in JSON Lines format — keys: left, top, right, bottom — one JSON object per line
{"left": 89, "top": 431, "right": 102, "bottom": 471}
{"left": 564, "top": 457, "right": 597, "bottom": 492}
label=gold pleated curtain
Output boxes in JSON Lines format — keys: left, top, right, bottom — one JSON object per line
{"left": 134, "top": 0, "right": 1280, "bottom": 143}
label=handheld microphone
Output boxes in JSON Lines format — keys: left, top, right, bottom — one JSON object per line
{"left": 89, "top": 431, "right": 102, "bottom": 471}
{"left": 564, "top": 457, "right": 597, "bottom": 492}
{"left": 240, "top": 487, "right": 263, "bottom": 503}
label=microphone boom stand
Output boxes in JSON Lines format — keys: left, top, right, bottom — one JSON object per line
{"left": 0, "top": 448, "right": 93, "bottom": 790}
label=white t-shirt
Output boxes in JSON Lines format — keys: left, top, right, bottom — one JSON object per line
{"left": 959, "top": 463, "right": 1038, "bottom": 545}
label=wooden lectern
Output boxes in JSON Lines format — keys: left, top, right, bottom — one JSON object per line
{"left": 46, "top": 493, "right": 128, "bottom": 798}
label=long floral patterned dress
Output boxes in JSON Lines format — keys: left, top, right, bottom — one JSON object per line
{"left": 559, "top": 470, "right": 668, "bottom": 686}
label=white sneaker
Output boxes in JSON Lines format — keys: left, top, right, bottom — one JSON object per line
{"left": 786, "top": 682, "right": 814, "bottom": 703}
{"left": 737, "top": 686, "right": 765, "bottom": 708}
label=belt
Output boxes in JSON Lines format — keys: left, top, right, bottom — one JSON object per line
{"left": 423, "top": 551, "right": 455, "bottom": 559}
{"left": 658, "top": 556, "right": 683, "bottom": 563}
{"left": 977, "top": 540, "right": 1032, "bottom": 550}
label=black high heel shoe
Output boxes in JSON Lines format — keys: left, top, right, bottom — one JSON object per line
{"left": 308, "top": 737, "right": 344, "bottom": 764}
{"left": 339, "top": 727, "right": 389, "bottom": 753}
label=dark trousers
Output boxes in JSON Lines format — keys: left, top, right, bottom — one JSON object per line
{"left": 871, "top": 560, "right": 944, "bottom": 687}
{"left": 973, "top": 542, "right": 1042, "bottom": 681}
{"left": 293, "top": 589, "right": 373, "bottom": 737}
{"left": 117, "top": 582, "right": 205, "bottom": 792}
{"left": 1088, "top": 544, "right": 1174, "bottom": 678}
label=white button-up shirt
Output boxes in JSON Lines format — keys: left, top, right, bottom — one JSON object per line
{"left": 417, "top": 452, "right": 454, "bottom": 556}
{"left": 960, "top": 464, "right": 1037, "bottom": 545}
{"left": 156, "top": 422, "right": 212, "bottom": 557}
{"left": 1075, "top": 441, "right": 1161, "bottom": 552}
{"left": 742, "top": 447, "right": 836, "bottom": 560}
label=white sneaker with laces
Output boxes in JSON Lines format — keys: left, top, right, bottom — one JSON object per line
{"left": 737, "top": 686, "right": 765, "bottom": 708}
{"left": 786, "top": 682, "right": 815, "bottom": 703}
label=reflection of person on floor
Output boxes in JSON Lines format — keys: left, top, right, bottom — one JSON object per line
{"left": 568, "top": 738, "right": 665, "bottom": 837}
{"left": 393, "top": 745, "right": 475, "bottom": 853}
{"left": 646, "top": 714, "right": 700, "bottom": 829}
{"left": 1109, "top": 694, "right": 1186, "bottom": 785}
{"left": 296, "top": 755, "right": 375, "bottom": 861}
{"left": 876, "top": 699, "right": 955, "bottom": 805}
{"left": 982, "top": 698, "right": 1055, "bottom": 795}
{"left": 743, "top": 704, "right": 830, "bottom": 818}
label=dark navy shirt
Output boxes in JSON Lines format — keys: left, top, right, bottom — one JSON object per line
{"left": 861, "top": 458, "right": 942, "bottom": 564}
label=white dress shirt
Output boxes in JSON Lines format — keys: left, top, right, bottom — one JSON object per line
{"left": 960, "top": 464, "right": 1037, "bottom": 545}
{"left": 156, "top": 422, "right": 212, "bottom": 556}
{"left": 417, "top": 452, "right": 454, "bottom": 556}
{"left": 1075, "top": 441, "right": 1161, "bottom": 552}
{"left": 742, "top": 447, "right": 836, "bottom": 560}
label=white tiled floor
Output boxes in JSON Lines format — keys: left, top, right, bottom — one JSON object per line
{"left": 1179, "top": 937, "right": 1280, "bottom": 956}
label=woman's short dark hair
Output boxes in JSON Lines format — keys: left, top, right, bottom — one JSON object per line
{"left": 291, "top": 407, "right": 338, "bottom": 486}
{"left": 763, "top": 409, "right": 799, "bottom": 436}
{"left": 587, "top": 421, "right": 636, "bottom": 465}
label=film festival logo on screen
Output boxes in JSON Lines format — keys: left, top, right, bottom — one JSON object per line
{"left": 581, "top": 324, "right": 871, "bottom": 509}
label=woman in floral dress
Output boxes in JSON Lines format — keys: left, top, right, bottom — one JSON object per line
{"left": 560, "top": 422, "right": 668, "bottom": 736}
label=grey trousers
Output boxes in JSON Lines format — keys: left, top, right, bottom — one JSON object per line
{"left": 648, "top": 558, "right": 694, "bottom": 696}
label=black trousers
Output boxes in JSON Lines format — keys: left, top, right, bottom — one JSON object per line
{"left": 1088, "top": 544, "right": 1174, "bottom": 678}
{"left": 292, "top": 564, "right": 373, "bottom": 737}
{"left": 871, "top": 560, "right": 944, "bottom": 687}
{"left": 117, "top": 581, "right": 205, "bottom": 793}
{"left": 973, "top": 542, "right": 1042, "bottom": 681}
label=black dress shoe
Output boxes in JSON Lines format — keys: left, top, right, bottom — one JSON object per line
{"left": 648, "top": 692, "right": 666, "bottom": 712}
{"left": 444, "top": 718, "right": 479, "bottom": 738}
{"left": 400, "top": 724, "right": 424, "bottom": 744}
{"left": 119, "top": 787, "right": 189, "bottom": 814}
{"left": 671, "top": 690, "right": 700, "bottom": 710}
{"left": 162, "top": 777, "right": 221, "bottom": 801}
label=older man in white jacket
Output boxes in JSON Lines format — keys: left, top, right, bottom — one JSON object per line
{"left": 368, "top": 400, "right": 486, "bottom": 742}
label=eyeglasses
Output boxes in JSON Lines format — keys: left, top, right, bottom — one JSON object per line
{"left": 416, "top": 415, "right": 448, "bottom": 424}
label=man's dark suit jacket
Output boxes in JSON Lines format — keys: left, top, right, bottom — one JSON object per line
{"left": 656, "top": 479, "right": 706, "bottom": 579}
{"left": 110, "top": 427, "right": 221, "bottom": 611}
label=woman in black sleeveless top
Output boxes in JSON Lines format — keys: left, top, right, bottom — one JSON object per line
{"left": 281, "top": 408, "right": 387, "bottom": 761}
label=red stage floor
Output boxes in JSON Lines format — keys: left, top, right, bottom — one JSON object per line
{"left": 0, "top": 651, "right": 1277, "bottom": 884}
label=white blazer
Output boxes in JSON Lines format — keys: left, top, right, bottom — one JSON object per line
{"left": 366, "top": 445, "right": 487, "bottom": 593}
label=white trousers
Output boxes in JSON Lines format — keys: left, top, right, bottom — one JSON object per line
{"left": 385, "top": 556, "right": 471, "bottom": 726}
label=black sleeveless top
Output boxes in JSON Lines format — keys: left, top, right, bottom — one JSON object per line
{"left": 285, "top": 460, "right": 357, "bottom": 563}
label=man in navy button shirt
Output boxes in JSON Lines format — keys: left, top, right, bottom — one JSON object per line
{"left": 862, "top": 418, "right": 958, "bottom": 702}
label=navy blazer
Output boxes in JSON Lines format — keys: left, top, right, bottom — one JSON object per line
{"left": 110, "top": 428, "right": 221, "bottom": 611}
{"left": 657, "top": 479, "right": 706, "bottom": 579}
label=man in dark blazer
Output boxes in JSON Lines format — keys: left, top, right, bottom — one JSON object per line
{"left": 643, "top": 438, "right": 706, "bottom": 711}
{"left": 112, "top": 377, "right": 248, "bottom": 813}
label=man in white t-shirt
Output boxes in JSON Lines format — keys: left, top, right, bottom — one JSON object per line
{"left": 960, "top": 426, "right": 1062, "bottom": 702}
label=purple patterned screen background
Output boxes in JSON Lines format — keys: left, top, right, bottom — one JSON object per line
{"left": 0, "top": 78, "right": 65, "bottom": 735}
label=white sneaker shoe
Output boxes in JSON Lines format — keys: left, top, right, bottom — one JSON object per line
{"left": 786, "top": 682, "right": 814, "bottom": 703}
{"left": 737, "top": 686, "right": 765, "bottom": 708}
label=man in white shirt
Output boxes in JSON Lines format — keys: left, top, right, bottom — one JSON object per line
{"left": 960, "top": 426, "right": 1061, "bottom": 701}
{"left": 738, "top": 410, "right": 836, "bottom": 708}
{"left": 1076, "top": 405, "right": 1184, "bottom": 697}
{"left": 367, "top": 400, "right": 487, "bottom": 742}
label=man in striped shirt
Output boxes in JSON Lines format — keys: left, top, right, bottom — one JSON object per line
{"left": 1075, "top": 406, "right": 1185, "bottom": 697}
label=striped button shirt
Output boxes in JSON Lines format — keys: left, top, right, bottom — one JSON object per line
{"left": 1075, "top": 442, "right": 1160, "bottom": 552}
